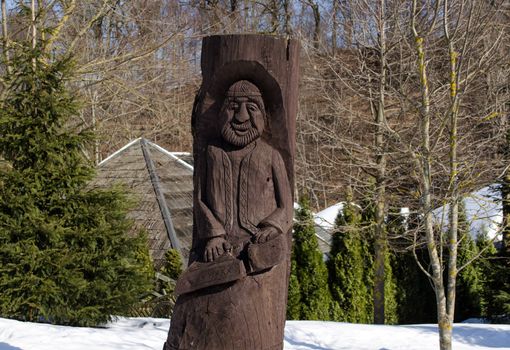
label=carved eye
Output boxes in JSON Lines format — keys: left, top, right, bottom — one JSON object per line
{"left": 247, "top": 103, "right": 258, "bottom": 112}
{"left": 229, "top": 102, "right": 239, "bottom": 110}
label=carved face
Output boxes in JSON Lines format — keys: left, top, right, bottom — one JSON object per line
{"left": 221, "top": 81, "right": 265, "bottom": 147}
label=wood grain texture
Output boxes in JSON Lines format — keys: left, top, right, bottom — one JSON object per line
{"left": 164, "top": 34, "right": 299, "bottom": 350}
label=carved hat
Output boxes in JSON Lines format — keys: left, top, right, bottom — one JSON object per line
{"left": 226, "top": 80, "right": 262, "bottom": 97}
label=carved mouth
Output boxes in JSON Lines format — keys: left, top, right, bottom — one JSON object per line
{"left": 231, "top": 122, "right": 252, "bottom": 135}
{"left": 222, "top": 122, "right": 260, "bottom": 147}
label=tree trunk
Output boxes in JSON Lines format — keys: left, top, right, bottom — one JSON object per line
{"left": 331, "top": 0, "right": 338, "bottom": 55}
{"left": 31, "top": 0, "right": 36, "bottom": 49}
{"left": 283, "top": 0, "right": 292, "bottom": 36}
{"left": 445, "top": 0, "right": 461, "bottom": 337}
{"left": 309, "top": 1, "right": 320, "bottom": 49}
{"left": 165, "top": 35, "right": 300, "bottom": 350}
{"left": 412, "top": 1, "right": 450, "bottom": 348}
{"left": 1, "top": 0, "right": 11, "bottom": 73}
{"left": 229, "top": 0, "right": 239, "bottom": 31}
{"left": 268, "top": 0, "right": 279, "bottom": 33}
{"left": 344, "top": 1, "right": 353, "bottom": 48}
{"left": 373, "top": 0, "right": 387, "bottom": 325}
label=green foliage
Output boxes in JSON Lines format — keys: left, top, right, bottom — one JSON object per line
{"left": 0, "top": 45, "right": 152, "bottom": 326}
{"left": 134, "top": 248, "right": 183, "bottom": 318}
{"left": 475, "top": 229, "right": 499, "bottom": 319}
{"left": 454, "top": 200, "right": 484, "bottom": 322}
{"left": 362, "top": 194, "right": 399, "bottom": 325}
{"left": 390, "top": 213, "right": 437, "bottom": 324}
{"left": 135, "top": 231, "right": 156, "bottom": 280}
{"left": 483, "top": 256, "right": 510, "bottom": 322}
{"left": 494, "top": 287, "right": 510, "bottom": 315}
{"left": 328, "top": 195, "right": 373, "bottom": 323}
{"left": 482, "top": 227, "right": 510, "bottom": 322}
{"left": 286, "top": 251, "right": 301, "bottom": 320}
{"left": 288, "top": 195, "right": 331, "bottom": 320}
{"left": 162, "top": 248, "right": 183, "bottom": 280}
{"left": 503, "top": 142, "right": 510, "bottom": 255}
{"left": 489, "top": 172, "right": 510, "bottom": 321}
{"left": 383, "top": 249, "right": 398, "bottom": 325}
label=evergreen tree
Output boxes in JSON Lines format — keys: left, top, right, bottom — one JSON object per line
{"left": 502, "top": 130, "right": 510, "bottom": 255}
{"left": 391, "top": 213, "right": 437, "bottom": 324}
{"left": 289, "top": 195, "right": 331, "bottom": 320}
{"left": 328, "top": 193, "right": 373, "bottom": 323}
{"left": 361, "top": 195, "right": 398, "bottom": 324}
{"left": 286, "top": 251, "right": 301, "bottom": 320}
{"left": 383, "top": 249, "right": 398, "bottom": 324}
{"left": 454, "top": 200, "right": 484, "bottom": 321}
{"left": 484, "top": 125, "right": 510, "bottom": 322}
{"left": 483, "top": 253, "right": 510, "bottom": 322}
{"left": 475, "top": 228, "right": 498, "bottom": 318}
{"left": 482, "top": 222, "right": 510, "bottom": 322}
{"left": 155, "top": 248, "right": 183, "bottom": 302}
{"left": 161, "top": 248, "right": 183, "bottom": 280}
{"left": 383, "top": 207, "right": 403, "bottom": 325}
{"left": 145, "top": 248, "right": 183, "bottom": 318}
{"left": 0, "top": 45, "right": 152, "bottom": 326}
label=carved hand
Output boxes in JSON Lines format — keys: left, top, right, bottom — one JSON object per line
{"left": 253, "top": 226, "right": 280, "bottom": 244}
{"left": 204, "top": 236, "right": 232, "bottom": 262}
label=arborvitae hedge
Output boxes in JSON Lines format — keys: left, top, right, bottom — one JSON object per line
{"left": 390, "top": 213, "right": 437, "bottom": 324}
{"left": 328, "top": 197, "right": 373, "bottom": 323}
{"left": 484, "top": 259, "right": 510, "bottom": 322}
{"left": 474, "top": 230, "right": 495, "bottom": 317}
{"left": 483, "top": 232, "right": 510, "bottom": 322}
{"left": 455, "top": 200, "right": 484, "bottom": 321}
{"left": 0, "top": 45, "right": 152, "bottom": 326}
{"left": 286, "top": 251, "right": 301, "bottom": 320}
{"left": 288, "top": 195, "right": 331, "bottom": 320}
{"left": 383, "top": 244, "right": 398, "bottom": 325}
{"left": 361, "top": 196, "right": 398, "bottom": 324}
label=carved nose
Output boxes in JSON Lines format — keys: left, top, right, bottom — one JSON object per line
{"left": 235, "top": 103, "right": 250, "bottom": 123}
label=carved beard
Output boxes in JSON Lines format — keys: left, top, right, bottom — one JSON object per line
{"left": 221, "top": 122, "right": 261, "bottom": 147}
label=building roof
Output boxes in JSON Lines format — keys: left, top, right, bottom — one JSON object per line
{"left": 89, "top": 138, "right": 193, "bottom": 269}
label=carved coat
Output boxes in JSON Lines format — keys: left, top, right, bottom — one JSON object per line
{"left": 165, "top": 139, "right": 292, "bottom": 350}
{"left": 197, "top": 139, "right": 292, "bottom": 243}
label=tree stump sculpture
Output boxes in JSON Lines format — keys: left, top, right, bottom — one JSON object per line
{"left": 163, "top": 34, "right": 299, "bottom": 350}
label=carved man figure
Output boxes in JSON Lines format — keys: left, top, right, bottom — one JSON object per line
{"left": 198, "top": 80, "right": 291, "bottom": 263}
{"left": 164, "top": 80, "right": 292, "bottom": 350}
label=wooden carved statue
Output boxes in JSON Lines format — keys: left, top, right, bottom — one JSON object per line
{"left": 163, "top": 35, "right": 299, "bottom": 350}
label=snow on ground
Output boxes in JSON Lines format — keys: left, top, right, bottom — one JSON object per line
{"left": 0, "top": 317, "right": 509, "bottom": 350}
{"left": 285, "top": 321, "right": 510, "bottom": 350}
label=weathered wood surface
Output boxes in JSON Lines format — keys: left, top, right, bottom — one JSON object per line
{"left": 164, "top": 34, "right": 299, "bottom": 350}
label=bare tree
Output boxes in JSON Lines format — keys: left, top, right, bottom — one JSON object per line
{"left": 408, "top": 0, "right": 507, "bottom": 348}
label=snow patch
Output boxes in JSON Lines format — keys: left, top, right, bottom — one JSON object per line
{"left": 433, "top": 185, "right": 502, "bottom": 240}
{"left": 314, "top": 202, "right": 344, "bottom": 229}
